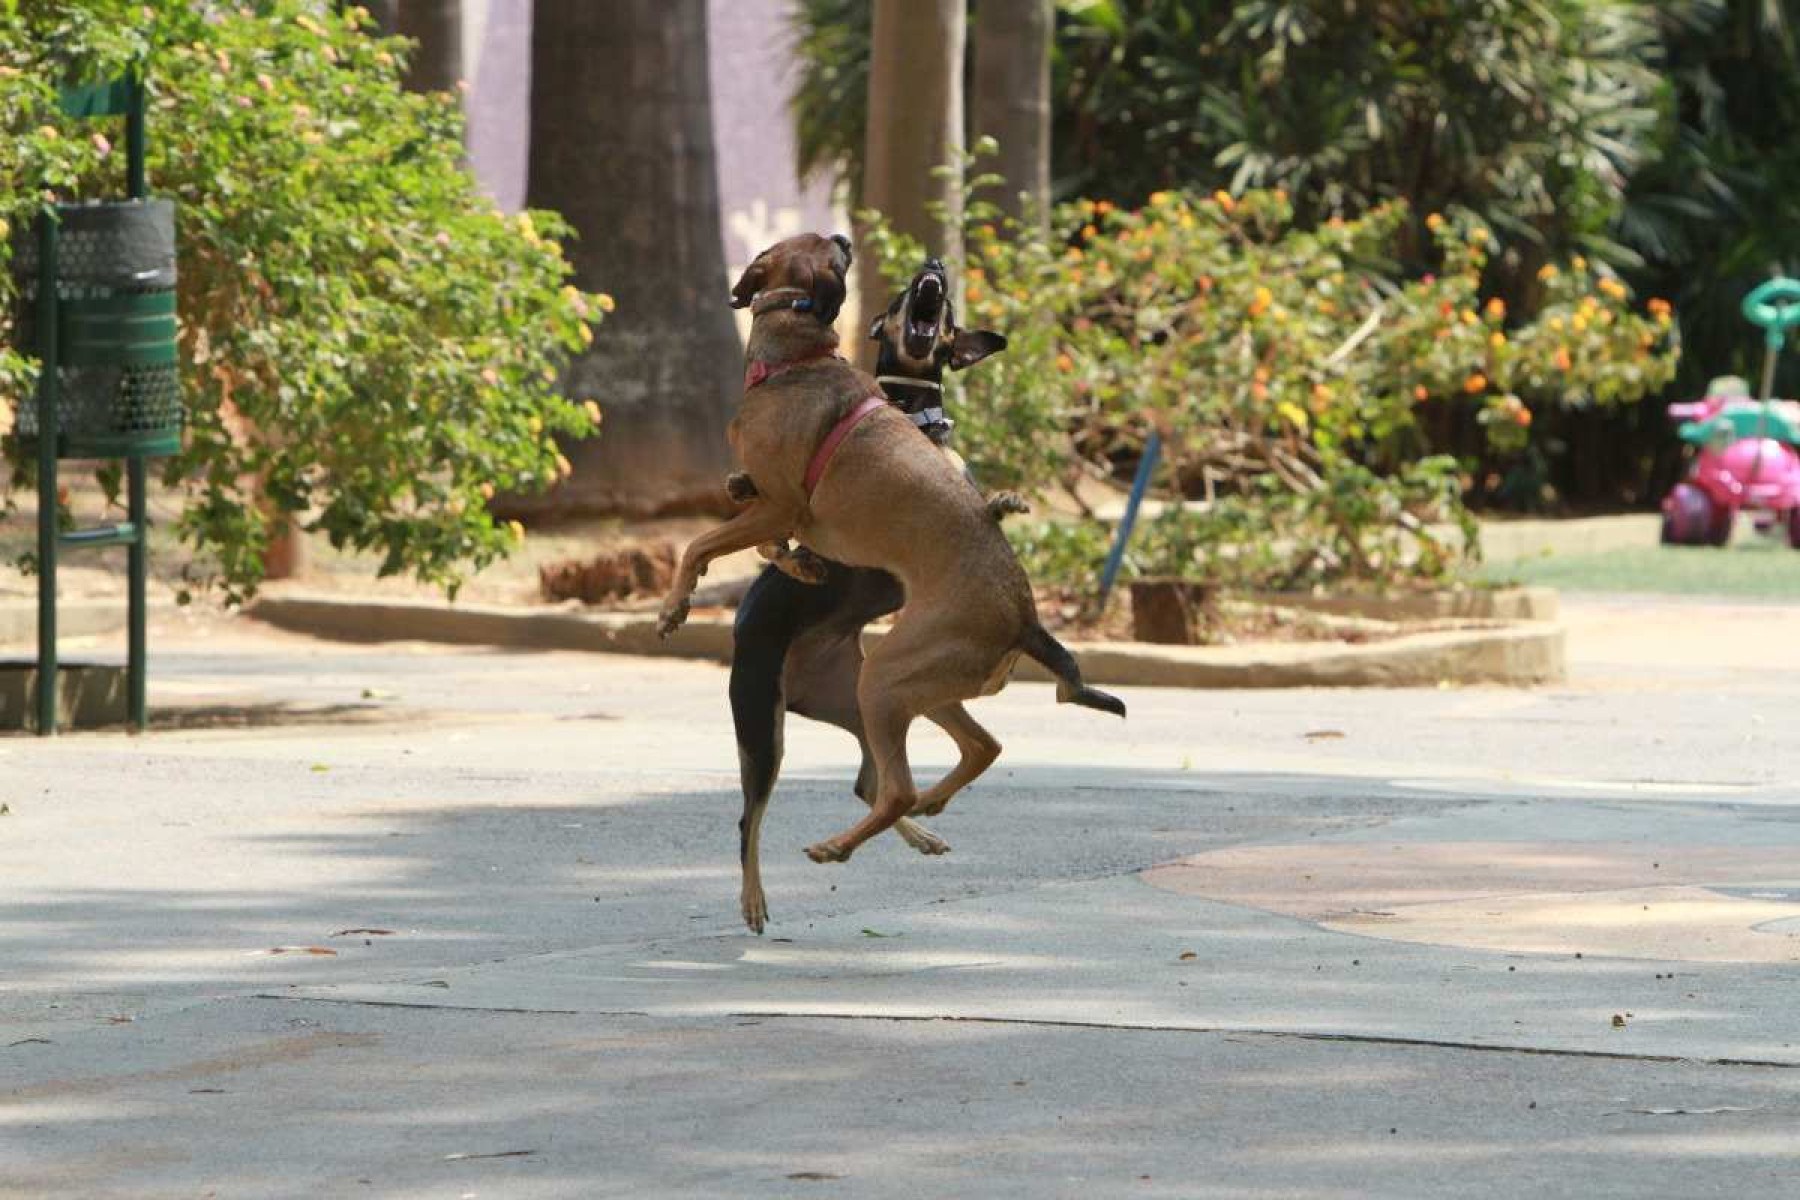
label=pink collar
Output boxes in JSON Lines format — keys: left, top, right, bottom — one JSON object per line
{"left": 744, "top": 348, "right": 841, "bottom": 391}
{"left": 804, "top": 396, "right": 888, "bottom": 497}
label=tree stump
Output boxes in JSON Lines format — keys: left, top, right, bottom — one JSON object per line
{"left": 1129, "top": 580, "right": 1217, "bottom": 645}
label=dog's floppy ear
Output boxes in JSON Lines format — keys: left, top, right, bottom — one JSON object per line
{"left": 949, "top": 329, "right": 1008, "bottom": 371}
{"left": 808, "top": 240, "right": 850, "bottom": 325}
{"left": 730, "top": 252, "right": 770, "bottom": 309}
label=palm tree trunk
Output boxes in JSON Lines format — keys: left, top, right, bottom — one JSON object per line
{"left": 520, "top": 0, "right": 740, "bottom": 517}
{"left": 858, "top": 0, "right": 965, "bottom": 365}
{"left": 397, "top": 0, "right": 464, "bottom": 95}
{"left": 972, "top": 0, "right": 1051, "bottom": 233}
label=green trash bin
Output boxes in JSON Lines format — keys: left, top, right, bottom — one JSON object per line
{"left": 11, "top": 198, "right": 181, "bottom": 458}
{"left": 11, "top": 72, "right": 183, "bottom": 735}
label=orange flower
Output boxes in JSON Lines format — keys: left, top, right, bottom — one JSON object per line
{"left": 1553, "top": 348, "right": 1572, "bottom": 371}
{"left": 1484, "top": 297, "right": 1507, "bottom": 321}
{"left": 1249, "top": 286, "right": 1273, "bottom": 318}
{"left": 1515, "top": 405, "right": 1532, "bottom": 428}
{"left": 1463, "top": 373, "right": 1488, "bottom": 394}
{"left": 1056, "top": 353, "right": 1075, "bottom": 373}
{"left": 1213, "top": 189, "right": 1235, "bottom": 213}
{"left": 1413, "top": 385, "right": 1430, "bottom": 403}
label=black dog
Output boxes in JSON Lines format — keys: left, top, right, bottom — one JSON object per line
{"left": 728, "top": 259, "right": 1011, "bottom": 932}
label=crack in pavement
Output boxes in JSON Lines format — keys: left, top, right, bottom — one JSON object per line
{"left": 254, "top": 993, "right": 593, "bottom": 1016}
{"left": 246, "top": 995, "right": 1800, "bottom": 1071}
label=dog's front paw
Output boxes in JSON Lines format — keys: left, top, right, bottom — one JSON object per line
{"left": 773, "top": 546, "right": 830, "bottom": 585}
{"left": 725, "top": 472, "right": 759, "bottom": 504}
{"left": 986, "top": 491, "right": 1031, "bottom": 522}
{"left": 656, "top": 595, "right": 691, "bottom": 639}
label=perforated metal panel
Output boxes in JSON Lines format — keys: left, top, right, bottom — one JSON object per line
{"left": 12, "top": 199, "right": 181, "bottom": 456}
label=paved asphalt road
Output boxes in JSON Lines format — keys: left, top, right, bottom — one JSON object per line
{"left": 2, "top": 595, "right": 1797, "bottom": 1198}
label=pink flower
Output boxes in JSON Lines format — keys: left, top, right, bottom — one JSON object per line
{"left": 91, "top": 133, "right": 111, "bottom": 157}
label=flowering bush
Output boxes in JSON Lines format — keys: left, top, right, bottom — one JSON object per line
{"left": 864, "top": 182, "right": 1678, "bottom": 591}
{"left": 0, "top": 2, "right": 605, "bottom": 600}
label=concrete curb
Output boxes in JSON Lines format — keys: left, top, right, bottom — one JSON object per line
{"left": 246, "top": 592, "right": 1565, "bottom": 688}
{"left": 1244, "top": 585, "right": 1559, "bottom": 623}
{"left": 0, "top": 661, "right": 128, "bottom": 731}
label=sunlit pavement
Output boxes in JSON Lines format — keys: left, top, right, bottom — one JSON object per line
{"left": 3, "top": 596, "right": 1798, "bottom": 1198}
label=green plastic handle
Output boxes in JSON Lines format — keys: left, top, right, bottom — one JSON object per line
{"left": 1742, "top": 278, "right": 1800, "bottom": 345}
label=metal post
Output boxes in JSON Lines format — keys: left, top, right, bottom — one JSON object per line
{"left": 34, "top": 212, "right": 60, "bottom": 737}
{"left": 1096, "top": 430, "right": 1162, "bottom": 610}
{"left": 127, "top": 454, "right": 148, "bottom": 731}
{"left": 125, "top": 73, "right": 147, "bottom": 201}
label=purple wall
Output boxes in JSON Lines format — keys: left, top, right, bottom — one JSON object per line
{"left": 462, "top": 0, "right": 841, "bottom": 293}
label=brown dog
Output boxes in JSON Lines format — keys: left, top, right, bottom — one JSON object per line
{"left": 658, "top": 233, "right": 1124, "bottom": 866}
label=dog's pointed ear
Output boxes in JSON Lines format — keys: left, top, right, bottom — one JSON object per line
{"left": 730, "top": 253, "right": 770, "bottom": 310}
{"left": 949, "top": 329, "right": 1008, "bottom": 371}
{"left": 831, "top": 234, "right": 853, "bottom": 270}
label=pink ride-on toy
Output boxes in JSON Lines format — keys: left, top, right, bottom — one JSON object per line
{"left": 1660, "top": 278, "right": 1800, "bottom": 549}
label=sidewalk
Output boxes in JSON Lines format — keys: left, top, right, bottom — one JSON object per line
{"left": 2, "top": 604, "right": 1797, "bottom": 1196}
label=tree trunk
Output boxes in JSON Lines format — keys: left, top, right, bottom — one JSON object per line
{"left": 858, "top": 0, "right": 965, "bottom": 367}
{"left": 397, "top": 0, "right": 464, "bottom": 95}
{"left": 972, "top": 0, "right": 1051, "bottom": 234}
{"left": 518, "top": 0, "right": 740, "bottom": 518}
{"left": 359, "top": 1, "right": 399, "bottom": 36}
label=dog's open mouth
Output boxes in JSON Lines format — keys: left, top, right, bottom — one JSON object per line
{"left": 903, "top": 268, "right": 947, "bottom": 360}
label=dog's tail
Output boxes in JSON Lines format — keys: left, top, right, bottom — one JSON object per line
{"left": 1018, "top": 623, "right": 1126, "bottom": 718}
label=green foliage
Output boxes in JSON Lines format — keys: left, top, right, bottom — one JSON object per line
{"left": 794, "top": 1, "right": 1664, "bottom": 263}
{"left": 0, "top": 1, "right": 606, "bottom": 601}
{"left": 1623, "top": 0, "right": 1800, "bottom": 399}
{"left": 864, "top": 181, "right": 1678, "bottom": 590}
{"left": 791, "top": 0, "right": 1781, "bottom": 509}
{"left": 788, "top": 0, "right": 869, "bottom": 203}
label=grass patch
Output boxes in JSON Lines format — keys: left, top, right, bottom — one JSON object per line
{"left": 1483, "top": 534, "right": 1800, "bottom": 598}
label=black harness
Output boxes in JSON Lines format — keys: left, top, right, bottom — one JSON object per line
{"left": 876, "top": 375, "right": 954, "bottom": 445}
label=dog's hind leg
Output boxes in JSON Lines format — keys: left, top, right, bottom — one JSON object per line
{"left": 805, "top": 622, "right": 987, "bottom": 864}
{"left": 910, "top": 701, "right": 1001, "bottom": 818}
{"left": 805, "top": 688, "right": 918, "bottom": 864}
{"left": 787, "top": 625, "right": 949, "bottom": 856}
{"left": 730, "top": 569, "right": 799, "bottom": 933}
